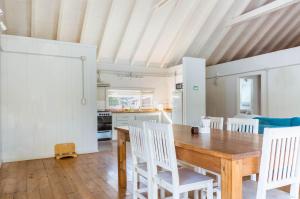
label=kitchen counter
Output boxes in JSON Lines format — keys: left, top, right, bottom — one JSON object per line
{"left": 110, "top": 109, "right": 172, "bottom": 113}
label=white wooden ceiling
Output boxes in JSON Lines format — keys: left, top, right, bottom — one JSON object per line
{"left": 1, "top": 0, "right": 300, "bottom": 67}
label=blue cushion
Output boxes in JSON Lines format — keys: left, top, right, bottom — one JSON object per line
{"left": 254, "top": 117, "right": 292, "bottom": 126}
{"left": 291, "top": 117, "right": 300, "bottom": 126}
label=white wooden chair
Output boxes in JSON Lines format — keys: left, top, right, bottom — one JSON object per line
{"left": 144, "top": 122, "right": 214, "bottom": 199}
{"left": 128, "top": 120, "right": 151, "bottom": 199}
{"left": 227, "top": 118, "right": 259, "bottom": 134}
{"left": 202, "top": 116, "right": 224, "bottom": 130}
{"left": 243, "top": 126, "right": 300, "bottom": 199}
{"left": 227, "top": 118, "right": 259, "bottom": 181}
{"left": 129, "top": 120, "right": 166, "bottom": 199}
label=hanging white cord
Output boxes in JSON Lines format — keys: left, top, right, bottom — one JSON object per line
{"left": 0, "top": 38, "right": 88, "bottom": 105}
{"left": 81, "top": 56, "right": 87, "bottom": 105}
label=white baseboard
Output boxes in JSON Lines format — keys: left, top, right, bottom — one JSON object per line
{"left": 2, "top": 147, "right": 99, "bottom": 163}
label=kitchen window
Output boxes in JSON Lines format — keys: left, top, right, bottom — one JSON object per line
{"left": 107, "top": 89, "right": 154, "bottom": 109}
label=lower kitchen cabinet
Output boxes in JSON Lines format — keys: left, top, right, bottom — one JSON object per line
{"left": 111, "top": 112, "right": 161, "bottom": 140}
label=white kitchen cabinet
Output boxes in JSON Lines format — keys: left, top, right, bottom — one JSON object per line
{"left": 111, "top": 112, "right": 161, "bottom": 140}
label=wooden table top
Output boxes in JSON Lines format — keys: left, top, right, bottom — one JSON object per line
{"left": 115, "top": 124, "right": 263, "bottom": 160}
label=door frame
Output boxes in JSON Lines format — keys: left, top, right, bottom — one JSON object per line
{"left": 236, "top": 71, "right": 267, "bottom": 116}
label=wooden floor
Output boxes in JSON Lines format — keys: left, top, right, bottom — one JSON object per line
{"left": 0, "top": 141, "right": 297, "bottom": 199}
{"left": 0, "top": 141, "right": 133, "bottom": 199}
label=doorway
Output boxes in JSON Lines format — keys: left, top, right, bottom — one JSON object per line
{"left": 237, "top": 73, "right": 266, "bottom": 116}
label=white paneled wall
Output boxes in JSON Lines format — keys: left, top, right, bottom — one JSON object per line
{"left": 0, "top": 35, "right": 98, "bottom": 162}
{"left": 206, "top": 46, "right": 300, "bottom": 119}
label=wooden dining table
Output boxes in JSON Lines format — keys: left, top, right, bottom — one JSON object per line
{"left": 116, "top": 124, "right": 263, "bottom": 199}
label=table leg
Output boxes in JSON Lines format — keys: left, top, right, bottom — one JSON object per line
{"left": 118, "top": 130, "right": 127, "bottom": 190}
{"left": 221, "top": 159, "right": 243, "bottom": 199}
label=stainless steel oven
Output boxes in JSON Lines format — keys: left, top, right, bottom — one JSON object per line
{"left": 97, "top": 111, "right": 112, "bottom": 141}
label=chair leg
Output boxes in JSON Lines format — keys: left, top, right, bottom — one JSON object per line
{"left": 201, "top": 189, "right": 206, "bottom": 199}
{"left": 216, "top": 188, "right": 221, "bottom": 199}
{"left": 206, "top": 183, "right": 214, "bottom": 199}
{"left": 152, "top": 183, "right": 159, "bottom": 199}
{"left": 290, "top": 183, "right": 299, "bottom": 199}
{"left": 250, "top": 174, "right": 257, "bottom": 181}
{"left": 159, "top": 188, "right": 165, "bottom": 199}
{"left": 194, "top": 190, "right": 199, "bottom": 199}
{"left": 181, "top": 192, "right": 188, "bottom": 199}
{"left": 173, "top": 192, "right": 180, "bottom": 199}
{"left": 133, "top": 171, "right": 138, "bottom": 199}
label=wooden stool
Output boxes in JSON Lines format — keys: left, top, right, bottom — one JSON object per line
{"left": 55, "top": 143, "right": 78, "bottom": 159}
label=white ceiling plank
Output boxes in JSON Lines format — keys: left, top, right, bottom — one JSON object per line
{"left": 4, "top": 0, "right": 31, "bottom": 36}
{"left": 250, "top": 4, "right": 300, "bottom": 56}
{"left": 180, "top": 0, "right": 235, "bottom": 63}
{"left": 97, "top": 0, "right": 136, "bottom": 64}
{"left": 293, "top": 35, "right": 300, "bottom": 47}
{"left": 197, "top": 0, "right": 252, "bottom": 61}
{"left": 208, "top": 23, "right": 249, "bottom": 65}
{"left": 278, "top": 19, "right": 300, "bottom": 50}
{"left": 57, "top": 0, "right": 87, "bottom": 42}
{"left": 235, "top": 9, "right": 286, "bottom": 60}
{"left": 160, "top": 0, "right": 216, "bottom": 67}
{"left": 80, "top": 0, "right": 112, "bottom": 46}
{"left": 166, "top": 0, "right": 229, "bottom": 67}
{"left": 114, "top": 0, "right": 155, "bottom": 65}
{"left": 264, "top": 5, "right": 300, "bottom": 52}
{"left": 210, "top": 0, "right": 270, "bottom": 65}
{"left": 130, "top": 0, "right": 177, "bottom": 67}
{"left": 227, "top": 0, "right": 300, "bottom": 27}
{"left": 223, "top": 17, "right": 269, "bottom": 62}
{"left": 146, "top": 0, "right": 199, "bottom": 67}
{"left": 31, "top": 0, "right": 60, "bottom": 39}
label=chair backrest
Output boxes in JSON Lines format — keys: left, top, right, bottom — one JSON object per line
{"left": 257, "top": 127, "right": 300, "bottom": 198}
{"left": 144, "top": 122, "right": 179, "bottom": 185}
{"left": 202, "top": 116, "right": 224, "bottom": 130}
{"left": 128, "top": 120, "right": 148, "bottom": 165}
{"left": 227, "top": 118, "right": 259, "bottom": 134}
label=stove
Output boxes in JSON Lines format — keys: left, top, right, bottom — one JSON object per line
{"left": 97, "top": 111, "right": 112, "bottom": 141}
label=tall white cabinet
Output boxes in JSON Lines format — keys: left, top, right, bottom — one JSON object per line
{"left": 170, "top": 57, "right": 206, "bottom": 126}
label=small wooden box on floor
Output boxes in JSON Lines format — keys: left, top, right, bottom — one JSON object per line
{"left": 55, "top": 143, "right": 78, "bottom": 159}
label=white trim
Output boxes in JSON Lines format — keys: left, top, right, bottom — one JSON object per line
{"left": 206, "top": 46, "right": 300, "bottom": 78}
{"left": 227, "top": 0, "right": 300, "bottom": 26}
{"left": 2, "top": 148, "right": 98, "bottom": 163}
{"left": 236, "top": 71, "right": 268, "bottom": 116}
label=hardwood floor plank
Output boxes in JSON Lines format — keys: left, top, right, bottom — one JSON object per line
{"left": 0, "top": 141, "right": 134, "bottom": 199}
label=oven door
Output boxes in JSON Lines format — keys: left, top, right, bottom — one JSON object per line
{"left": 97, "top": 116, "right": 112, "bottom": 131}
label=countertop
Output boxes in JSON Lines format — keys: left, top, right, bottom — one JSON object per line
{"left": 109, "top": 109, "right": 172, "bottom": 113}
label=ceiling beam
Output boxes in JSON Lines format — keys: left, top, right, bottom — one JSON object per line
{"left": 197, "top": 0, "right": 252, "bottom": 61}
{"left": 234, "top": 9, "right": 286, "bottom": 60}
{"left": 113, "top": 0, "right": 137, "bottom": 63}
{"left": 115, "top": 0, "right": 155, "bottom": 65}
{"left": 146, "top": 0, "right": 200, "bottom": 67}
{"left": 145, "top": 0, "right": 180, "bottom": 67}
{"left": 159, "top": 0, "right": 212, "bottom": 67}
{"left": 31, "top": 0, "right": 37, "bottom": 37}
{"left": 250, "top": 4, "right": 299, "bottom": 56}
{"left": 166, "top": 0, "right": 231, "bottom": 67}
{"left": 209, "top": 0, "right": 271, "bottom": 65}
{"left": 130, "top": 0, "right": 177, "bottom": 67}
{"left": 56, "top": 0, "right": 65, "bottom": 40}
{"left": 57, "top": 0, "right": 87, "bottom": 42}
{"left": 277, "top": 19, "right": 300, "bottom": 50}
{"left": 208, "top": 23, "right": 248, "bottom": 65}
{"left": 224, "top": 17, "right": 268, "bottom": 61}
{"left": 227, "top": 0, "right": 300, "bottom": 27}
{"left": 264, "top": 5, "right": 300, "bottom": 52}
{"left": 97, "top": 0, "right": 136, "bottom": 64}
{"left": 80, "top": 0, "right": 113, "bottom": 46}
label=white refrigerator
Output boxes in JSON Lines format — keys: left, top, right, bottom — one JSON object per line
{"left": 172, "top": 90, "right": 183, "bottom": 125}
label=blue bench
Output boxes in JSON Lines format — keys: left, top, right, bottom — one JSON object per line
{"left": 254, "top": 117, "right": 300, "bottom": 134}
